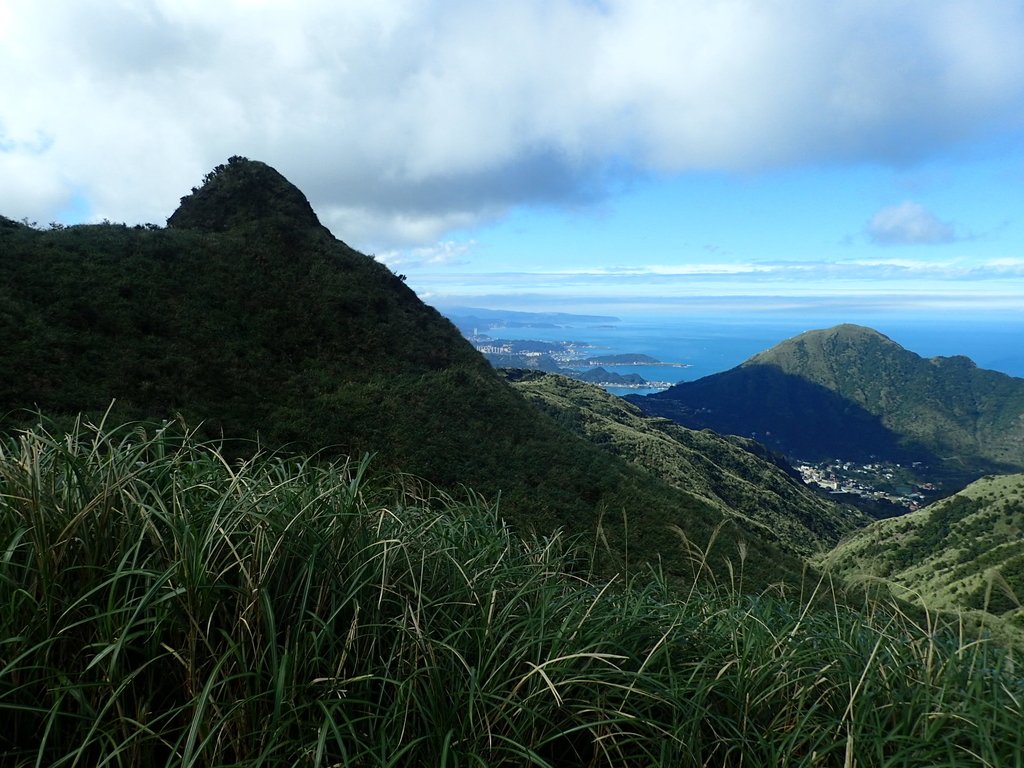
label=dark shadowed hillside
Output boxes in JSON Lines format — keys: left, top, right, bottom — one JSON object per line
{"left": 0, "top": 156, "right": 817, "bottom": 588}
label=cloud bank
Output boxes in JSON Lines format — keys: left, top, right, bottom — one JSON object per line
{"left": 867, "top": 202, "right": 958, "bottom": 245}
{"left": 2, "top": 0, "right": 1024, "bottom": 247}
{"left": 409, "top": 255, "right": 1024, "bottom": 308}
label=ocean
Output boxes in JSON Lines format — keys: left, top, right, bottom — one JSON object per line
{"left": 485, "top": 312, "right": 1024, "bottom": 396}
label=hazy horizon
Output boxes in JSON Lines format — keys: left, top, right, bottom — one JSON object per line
{"left": 437, "top": 302, "right": 1024, "bottom": 381}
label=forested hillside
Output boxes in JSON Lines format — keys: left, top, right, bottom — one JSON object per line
{"left": 0, "top": 156, "right": 812, "bottom": 588}
{"left": 508, "top": 370, "right": 867, "bottom": 558}
{"left": 822, "top": 473, "right": 1024, "bottom": 630}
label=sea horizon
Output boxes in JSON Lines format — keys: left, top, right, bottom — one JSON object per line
{"left": 439, "top": 305, "right": 1024, "bottom": 395}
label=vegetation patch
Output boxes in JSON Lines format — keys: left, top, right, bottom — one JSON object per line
{"left": 1, "top": 419, "right": 1021, "bottom": 766}
{"left": 821, "top": 473, "right": 1024, "bottom": 636}
{"left": 509, "top": 370, "right": 866, "bottom": 557}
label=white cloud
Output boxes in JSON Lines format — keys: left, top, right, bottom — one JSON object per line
{"left": 377, "top": 239, "right": 476, "bottom": 269}
{"left": 320, "top": 206, "right": 487, "bottom": 249}
{"left": 407, "top": 265, "right": 1024, "bottom": 313}
{"left": 1, "top": 0, "right": 1023, "bottom": 246}
{"left": 867, "top": 201, "right": 957, "bottom": 245}
{"left": 416, "top": 256, "right": 1024, "bottom": 294}
{"left": 555, "top": 262, "right": 784, "bottom": 276}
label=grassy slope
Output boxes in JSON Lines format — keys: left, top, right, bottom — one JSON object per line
{"left": 821, "top": 473, "right": 1024, "bottom": 630}
{"left": 508, "top": 371, "right": 868, "bottom": 558}
{"left": 2, "top": 421, "right": 1021, "bottom": 767}
{"left": 0, "top": 158, "right": 808, "bottom": 589}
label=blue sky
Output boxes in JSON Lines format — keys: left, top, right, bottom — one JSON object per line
{"left": 402, "top": 149, "right": 1024, "bottom": 314}
{"left": 2, "top": 0, "right": 1024, "bottom": 318}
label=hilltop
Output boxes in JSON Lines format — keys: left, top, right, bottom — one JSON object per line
{"left": 0, "top": 156, "right": 818, "bottom": 588}
{"left": 631, "top": 324, "right": 1024, "bottom": 481}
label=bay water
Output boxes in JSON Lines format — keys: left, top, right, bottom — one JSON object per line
{"left": 486, "top": 312, "right": 1024, "bottom": 396}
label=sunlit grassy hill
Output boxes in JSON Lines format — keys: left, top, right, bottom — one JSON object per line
{"left": 821, "top": 473, "right": 1024, "bottom": 631}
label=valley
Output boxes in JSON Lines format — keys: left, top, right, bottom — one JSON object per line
{"left": 452, "top": 317, "right": 1011, "bottom": 514}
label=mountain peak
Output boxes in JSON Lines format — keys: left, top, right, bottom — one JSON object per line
{"left": 636, "top": 322, "right": 1024, "bottom": 477}
{"left": 821, "top": 323, "right": 887, "bottom": 337}
{"left": 785, "top": 324, "right": 893, "bottom": 345}
{"left": 745, "top": 324, "right": 900, "bottom": 368}
{"left": 167, "top": 156, "right": 325, "bottom": 233}
{"left": 818, "top": 324, "right": 896, "bottom": 343}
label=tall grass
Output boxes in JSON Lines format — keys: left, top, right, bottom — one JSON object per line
{"left": 1, "top": 419, "right": 1021, "bottom": 766}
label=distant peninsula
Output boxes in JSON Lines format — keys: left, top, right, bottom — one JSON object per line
{"left": 577, "top": 353, "right": 689, "bottom": 366}
{"left": 439, "top": 307, "right": 687, "bottom": 391}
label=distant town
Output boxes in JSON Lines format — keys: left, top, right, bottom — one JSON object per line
{"left": 468, "top": 332, "right": 688, "bottom": 389}
{"left": 795, "top": 459, "right": 942, "bottom": 512}
{"left": 439, "top": 307, "right": 690, "bottom": 392}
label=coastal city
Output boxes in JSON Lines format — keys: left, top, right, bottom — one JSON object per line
{"left": 459, "top": 329, "right": 688, "bottom": 391}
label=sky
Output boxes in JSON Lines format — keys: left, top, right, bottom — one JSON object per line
{"left": 3, "top": 0, "right": 1024, "bottom": 319}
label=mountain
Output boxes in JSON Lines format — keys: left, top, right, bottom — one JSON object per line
{"left": 631, "top": 324, "right": 1024, "bottom": 479}
{"left": 1, "top": 157, "right": 483, "bottom": 459}
{"left": 820, "top": 473, "right": 1024, "bottom": 630}
{"left": 508, "top": 371, "right": 868, "bottom": 558}
{"left": 0, "top": 156, "right": 815, "bottom": 588}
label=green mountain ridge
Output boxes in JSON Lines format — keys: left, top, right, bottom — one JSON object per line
{"left": 632, "top": 324, "right": 1024, "bottom": 480}
{"left": 508, "top": 371, "right": 868, "bottom": 558}
{"left": 747, "top": 325, "right": 1024, "bottom": 470}
{"left": 573, "top": 366, "right": 648, "bottom": 386}
{"left": 820, "top": 473, "right": 1024, "bottom": 631}
{"left": 0, "top": 156, "right": 815, "bottom": 589}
